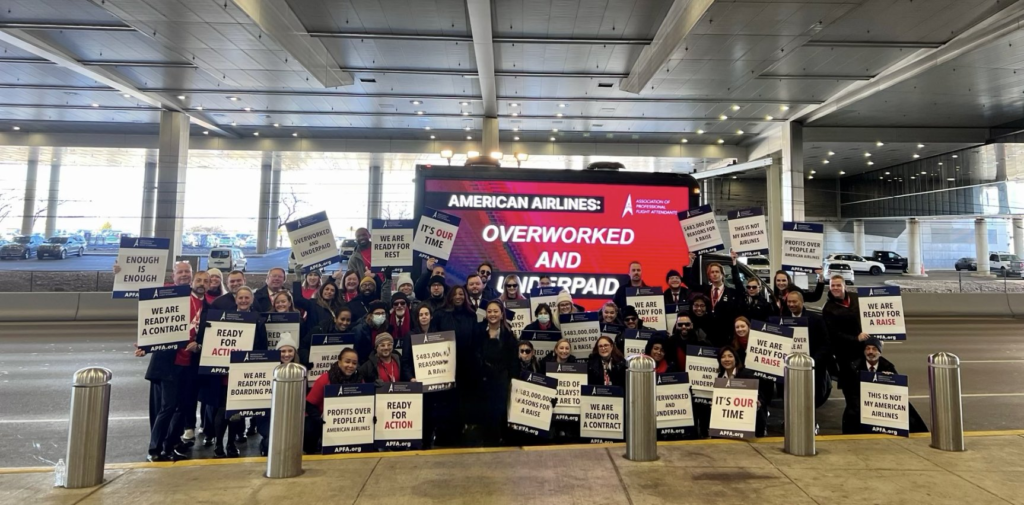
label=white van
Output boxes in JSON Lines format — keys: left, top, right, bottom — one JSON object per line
{"left": 209, "top": 247, "right": 247, "bottom": 272}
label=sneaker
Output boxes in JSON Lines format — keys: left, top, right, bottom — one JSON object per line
{"left": 147, "top": 453, "right": 170, "bottom": 463}
{"left": 226, "top": 444, "right": 240, "bottom": 458}
{"left": 203, "top": 434, "right": 215, "bottom": 448}
{"left": 182, "top": 429, "right": 195, "bottom": 441}
{"left": 172, "top": 445, "right": 190, "bottom": 460}
{"left": 213, "top": 446, "right": 226, "bottom": 459}
{"left": 235, "top": 433, "right": 247, "bottom": 444}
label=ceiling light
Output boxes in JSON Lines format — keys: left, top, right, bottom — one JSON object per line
{"left": 736, "top": 130, "right": 744, "bottom": 135}
{"left": 515, "top": 152, "right": 529, "bottom": 161}
{"left": 122, "top": 93, "right": 131, "bottom": 98}
{"left": 273, "top": 123, "right": 280, "bottom": 128}
{"left": 552, "top": 128, "right": 558, "bottom": 132}
{"left": 12, "top": 126, "right": 20, "bottom": 131}
{"left": 177, "top": 95, "right": 186, "bottom": 100}
{"left": 230, "top": 121, "right": 237, "bottom": 126}
{"left": 195, "top": 105, "right": 203, "bottom": 110}
{"left": 681, "top": 139, "right": 688, "bottom": 143}
{"left": 952, "top": 155, "right": 958, "bottom": 158}
{"left": 243, "top": 107, "right": 252, "bottom": 111}
{"left": 424, "top": 126, "right": 431, "bottom": 130}
{"left": 228, "top": 96, "right": 240, "bottom": 101}
{"left": 719, "top": 115, "right": 728, "bottom": 120}
{"left": 558, "top": 103, "right": 566, "bottom": 108}
{"left": 253, "top": 132, "right": 259, "bottom": 136}
{"left": 91, "top": 103, "right": 99, "bottom": 107}
{"left": 911, "top": 176, "right": 916, "bottom": 179}
{"left": 810, "top": 170, "right": 817, "bottom": 174}
{"left": 461, "top": 111, "right": 469, "bottom": 116}
{"left": 292, "top": 133, "right": 298, "bottom": 137}
{"left": 864, "top": 153, "right": 872, "bottom": 157}
{"left": 913, "top": 154, "right": 920, "bottom": 158}
{"left": 489, "top": 151, "right": 502, "bottom": 159}
{"left": 510, "top": 103, "right": 519, "bottom": 107}
{"left": 732, "top": 176, "right": 738, "bottom": 179}
{"left": 466, "top": 136, "right": 473, "bottom": 140}
{"left": 917, "top": 144, "right": 925, "bottom": 148}
{"left": 512, "top": 127, "right": 519, "bottom": 132}
{"left": 550, "top": 137, "right": 556, "bottom": 141}
{"left": 731, "top": 105, "right": 740, "bottom": 111}
{"left": 780, "top": 105, "right": 790, "bottom": 111}
{"left": 411, "top": 100, "right": 422, "bottom": 105}
{"left": 430, "top": 135, "right": 435, "bottom": 139}
{"left": 467, "top": 150, "right": 480, "bottom": 157}
{"left": 202, "top": 130, "right": 209, "bottom": 135}
{"left": 921, "top": 171, "right": 927, "bottom": 174}
{"left": 716, "top": 139, "right": 724, "bottom": 144}
{"left": 947, "top": 178, "right": 955, "bottom": 181}
{"left": 839, "top": 171, "right": 846, "bottom": 175}
{"left": 823, "top": 160, "right": 830, "bottom": 164}
{"left": 440, "top": 150, "right": 454, "bottom": 159}
{"left": 885, "top": 172, "right": 890, "bottom": 175}
{"left": 464, "top": 126, "right": 471, "bottom": 131}
{"left": 876, "top": 141, "right": 884, "bottom": 147}
{"left": 828, "top": 151, "right": 835, "bottom": 156}
{"left": 511, "top": 112, "right": 519, "bottom": 117}
{"left": 938, "top": 162, "right": 943, "bottom": 165}
{"left": 696, "top": 129, "right": 704, "bottom": 134}
{"left": 459, "top": 101, "right": 470, "bottom": 106}
{"left": 416, "top": 111, "right": 425, "bottom": 115}
{"left": 556, "top": 113, "right": 563, "bottom": 117}
{"left": 513, "top": 136, "right": 520, "bottom": 141}
{"left": 764, "top": 115, "right": 774, "bottom": 120}
{"left": 808, "top": 176, "right": 814, "bottom": 179}
{"left": 867, "top": 161, "right": 874, "bottom": 165}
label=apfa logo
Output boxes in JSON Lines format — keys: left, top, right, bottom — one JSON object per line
{"left": 622, "top": 194, "right": 633, "bottom": 218}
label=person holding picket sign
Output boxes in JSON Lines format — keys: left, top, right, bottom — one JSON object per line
{"left": 689, "top": 295, "right": 725, "bottom": 348}
{"left": 717, "top": 347, "right": 772, "bottom": 437}
{"left": 253, "top": 333, "right": 301, "bottom": 456}
{"left": 499, "top": 274, "right": 527, "bottom": 302}
{"left": 522, "top": 303, "right": 559, "bottom": 335}
{"left": 540, "top": 339, "right": 577, "bottom": 365}
{"left": 772, "top": 269, "right": 825, "bottom": 315}
{"left": 470, "top": 300, "right": 519, "bottom": 447}
{"left": 645, "top": 335, "right": 677, "bottom": 374}
{"left": 518, "top": 341, "right": 542, "bottom": 375}
{"left": 587, "top": 336, "right": 626, "bottom": 387}
{"left": 358, "top": 333, "right": 408, "bottom": 385}
{"left": 303, "top": 347, "right": 362, "bottom": 454}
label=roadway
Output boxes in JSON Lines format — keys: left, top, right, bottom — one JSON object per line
{"left": 0, "top": 248, "right": 294, "bottom": 272}
{"left": 0, "top": 318, "right": 1022, "bottom": 467}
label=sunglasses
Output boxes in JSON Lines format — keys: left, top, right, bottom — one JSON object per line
{"left": 625, "top": 316, "right": 638, "bottom": 321}
{"left": 480, "top": 271, "right": 491, "bottom": 276}
{"left": 746, "top": 285, "right": 760, "bottom": 290}
{"left": 393, "top": 301, "right": 407, "bottom": 307}
{"left": 506, "top": 283, "right": 518, "bottom": 288}
{"left": 519, "top": 349, "right": 532, "bottom": 354}
{"left": 676, "top": 322, "right": 692, "bottom": 327}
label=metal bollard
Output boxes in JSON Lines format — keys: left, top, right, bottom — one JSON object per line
{"left": 266, "top": 362, "right": 307, "bottom": 478}
{"left": 928, "top": 352, "right": 965, "bottom": 452}
{"left": 784, "top": 353, "right": 815, "bottom": 456}
{"left": 624, "top": 354, "right": 657, "bottom": 462}
{"left": 65, "top": 367, "right": 112, "bottom": 488}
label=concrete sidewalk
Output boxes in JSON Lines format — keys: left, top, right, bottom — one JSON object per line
{"left": 3, "top": 433, "right": 1023, "bottom": 505}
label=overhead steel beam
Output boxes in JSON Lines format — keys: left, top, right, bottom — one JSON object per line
{"left": 0, "top": 22, "right": 135, "bottom": 32}
{"left": 0, "top": 57, "right": 197, "bottom": 68}
{"left": 620, "top": 0, "right": 715, "bottom": 93}
{"left": 0, "top": 28, "right": 235, "bottom": 137}
{"left": 796, "top": 0, "right": 1024, "bottom": 124}
{"left": 344, "top": 67, "right": 629, "bottom": 78}
{"left": 804, "top": 127, "right": 990, "bottom": 144}
{"left": 0, "top": 103, "right": 159, "bottom": 111}
{"left": 309, "top": 31, "right": 651, "bottom": 45}
{"left": 757, "top": 75, "right": 875, "bottom": 81}
{"left": 466, "top": 0, "right": 497, "bottom": 117}
{"left": 803, "top": 41, "right": 944, "bottom": 49}
{"left": 184, "top": 108, "right": 782, "bottom": 123}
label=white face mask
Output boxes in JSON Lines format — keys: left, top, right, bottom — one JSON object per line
{"left": 537, "top": 314, "right": 550, "bottom": 325}
{"left": 372, "top": 314, "right": 386, "bottom": 327}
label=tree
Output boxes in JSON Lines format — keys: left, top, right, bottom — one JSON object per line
{"left": 0, "top": 192, "right": 14, "bottom": 230}
{"left": 279, "top": 185, "right": 305, "bottom": 225}
{"left": 31, "top": 200, "right": 69, "bottom": 230}
{"left": 100, "top": 221, "right": 113, "bottom": 230}
{"left": 381, "top": 201, "right": 411, "bottom": 220}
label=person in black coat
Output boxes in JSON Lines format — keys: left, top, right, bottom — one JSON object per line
{"left": 403, "top": 302, "right": 452, "bottom": 448}
{"left": 645, "top": 335, "right": 678, "bottom": 374}
{"left": 684, "top": 251, "right": 744, "bottom": 342}
{"left": 663, "top": 269, "right": 688, "bottom": 306}
{"left": 521, "top": 303, "right": 559, "bottom": 334}
{"left": 292, "top": 278, "right": 347, "bottom": 335}
{"left": 822, "top": 275, "right": 869, "bottom": 383}
{"left": 517, "top": 340, "right": 543, "bottom": 375}
{"left": 357, "top": 333, "right": 409, "bottom": 385}
{"left": 253, "top": 267, "right": 287, "bottom": 313}
{"left": 612, "top": 261, "right": 649, "bottom": 310}
{"left": 414, "top": 258, "right": 448, "bottom": 301}
{"left": 539, "top": 338, "right": 578, "bottom": 365}
{"left": 717, "top": 346, "right": 772, "bottom": 437}
{"left": 476, "top": 261, "right": 501, "bottom": 302}
{"left": 666, "top": 312, "right": 711, "bottom": 370}
{"left": 471, "top": 300, "right": 520, "bottom": 447}
{"left": 783, "top": 290, "right": 834, "bottom": 407}
{"left": 772, "top": 270, "right": 825, "bottom": 315}
{"left": 738, "top": 277, "right": 774, "bottom": 322}
{"left": 688, "top": 295, "right": 725, "bottom": 348}
{"left": 587, "top": 335, "right": 627, "bottom": 387}
{"left": 350, "top": 300, "right": 392, "bottom": 363}
{"left": 435, "top": 286, "right": 479, "bottom": 446}
{"left": 840, "top": 337, "right": 928, "bottom": 434}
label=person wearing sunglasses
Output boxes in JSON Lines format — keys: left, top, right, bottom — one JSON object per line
{"left": 621, "top": 305, "right": 645, "bottom": 330}
{"left": 739, "top": 278, "right": 773, "bottom": 322}
{"left": 499, "top": 274, "right": 527, "bottom": 302}
{"left": 517, "top": 341, "right": 542, "bottom": 375}
{"left": 477, "top": 261, "right": 501, "bottom": 301}
{"left": 667, "top": 312, "right": 709, "bottom": 368}
{"left": 388, "top": 292, "right": 412, "bottom": 354}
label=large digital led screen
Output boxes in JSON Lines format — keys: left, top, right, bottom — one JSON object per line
{"left": 416, "top": 167, "right": 700, "bottom": 310}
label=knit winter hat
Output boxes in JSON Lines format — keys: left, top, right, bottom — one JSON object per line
{"left": 375, "top": 332, "right": 394, "bottom": 349}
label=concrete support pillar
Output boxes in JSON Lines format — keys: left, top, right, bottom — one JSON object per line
{"left": 256, "top": 152, "right": 273, "bottom": 255}
{"left": 482, "top": 117, "right": 499, "bottom": 156}
{"left": 904, "top": 218, "right": 926, "bottom": 277}
{"left": 268, "top": 160, "right": 282, "bottom": 249}
{"left": 1012, "top": 217, "right": 1024, "bottom": 258}
{"left": 853, "top": 219, "right": 865, "bottom": 257}
{"left": 140, "top": 150, "right": 158, "bottom": 238}
{"left": 44, "top": 148, "right": 63, "bottom": 238}
{"left": 766, "top": 122, "right": 805, "bottom": 275}
{"left": 368, "top": 164, "right": 383, "bottom": 228}
{"left": 20, "top": 147, "right": 40, "bottom": 235}
{"left": 766, "top": 160, "right": 784, "bottom": 275}
{"left": 973, "top": 218, "right": 994, "bottom": 277}
{"left": 153, "top": 111, "right": 189, "bottom": 269}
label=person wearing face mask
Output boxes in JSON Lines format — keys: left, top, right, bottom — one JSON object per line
{"left": 388, "top": 292, "right": 412, "bottom": 353}
{"left": 499, "top": 274, "right": 527, "bottom": 302}
{"left": 588, "top": 336, "right": 627, "bottom": 387}
{"left": 540, "top": 338, "right": 577, "bottom": 365}
{"left": 717, "top": 347, "right": 772, "bottom": 437}
{"left": 300, "top": 270, "right": 322, "bottom": 300}
{"left": 415, "top": 258, "right": 448, "bottom": 301}
{"left": 522, "top": 303, "right": 559, "bottom": 335}
{"left": 477, "top": 261, "right": 501, "bottom": 302}
{"left": 254, "top": 333, "right": 301, "bottom": 456}
{"left": 304, "top": 347, "right": 362, "bottom": 453}
{"left": 667, "top": 312, "right": 709, "bottom": 368}
{"left": 352, "top": 300, "right": 392, "bottom": 363}
{"left": 822, "top": 274, "right": 869, "bottom": 388}
{"left": 840, "top": 338, "right": 928, "bottom": 434}
{"left": 645, "top": 335, "right": 677, "bottom": 374}
{"left": 212, "top": 270, "right": 247, "bottom": 311}
{"left": 663, "top": 269, "right": 688, "bottom": 305}
{"left": 772, "top": 269, "right": 825, "bottom": 315}
{"left": 470, "top": 300, "right": 520, "bottom": 447}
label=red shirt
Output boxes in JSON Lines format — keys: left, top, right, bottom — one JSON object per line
{"left": 377, "top": 359, "right": 399, "bottom": 383}
{"left": 301, "top": 286, "right": 318, "bottom": 299}
{"left": 174, "top": 293, "right": 204, "bottom": 367}
{"left": 655, "top": 360, "right": 670, "bottom": 374}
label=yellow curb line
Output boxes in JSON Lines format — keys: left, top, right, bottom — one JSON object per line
{"left": 3, "top": 429, "right": 1022, "bottom": 475}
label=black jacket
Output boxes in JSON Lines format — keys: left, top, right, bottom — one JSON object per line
{"left": 587, "top": 355, "right": 627, "bottom": 387}
{"left": 253, "top": 285, "right": 274, "bottom": 314}
{"left": 684, "top": 263, "right": 743, "bottom": 335}
{"left": 663, "top": 288, "right": 689, "bottom": 307}
{"left": 822, "top": 291, "right": 864, "bottom": 361}
{"left": 539, "top": 353, "right": 578, "bottom": 365}
{"left": 350, "top": 318, "right": 391, "bottom": 364}
{"left": 471, "top": 324, "right": 520, "bottom": 425}
{"left": 782, "top": 310, "right": 832, "bottom": 363}
{"left": 292, "top": 281, "right": 337, "bottom": 333}
{"left": 401, "top": 320, "right": 442, "bottom": 380}
{"left": 739, "top": 295, "right": 774, "bottom": 323}
{"left": 211, "top": 292, "right": 237, "bottom": 311}
{"left": 414, "top": 273, "right": 448, "bottom": 302}
{"left": 613, "top": 280, "right": 649, "bottom": 310}
{"left": 437, "top": 305, "right": 480, "bottom": 391}
{"left": 522, "top": 320, "right": 561, "bottom": 337}
{"left": 358, "top": 351, "right": 409, "bottom": 385}
{"left": 481, "top": 285, "right": 501, "bottom": 304}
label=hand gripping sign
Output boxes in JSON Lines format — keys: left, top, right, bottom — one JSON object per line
{"left": 857, "top": 286, "right": 907, "bottom": 341}
{"left": 859, "top": 371, "right": 910, "bottom": 437}
{"left": 411, "top": 208, "right": 461, "bottom": 265}
{"left": 322, "top": 383, "right": 376, "bottom": 454}
{"left": 529, "top": 286, "right": 563, "bottom": 327}
{"left": 309, "top": 333, "right": 356, "bottom": 384}
{"left": 370, "top": 219, "right": 415, "bottom": 272}
{"left": 410, "top": 331, "right": 456, "bottom": 392}
{"left": 136, "top": 285, "right": 191, "bottom": 352}
{"left": 286, "top": 211, "right": 342, "bottom": 273}
{"left": 113, "top": 237, "right": 169, "bottom": 298}
{"left": 621, "top": 328, "right": 663, "bottom": 357}
{"left": 506, "top": 299, "right": 531, "bottom": 337}
{"left": 579, "top": 385, "right": 625, "bottom": 442}
{"left": 226, "top": 350, "right": 281, "bottom": 418}
{"left": 199, "top": 310, "right": 258, "bottom": 374}
{"left": 709, "top": 377, "right": 759, "bottom": 439}
{"left": 546, "top": 362, "right": 588, "bottom": 423}
{"left": 374, "top": 382, "right": 423, "bottom": 451}
{"left": 726, "top": 207, "right": 769, "bottom": 257}
{"left": 508, "top": 372, "right": 559, "bottom": 438}
{"left": 678, "top": 205, "right": 725, "bottom": 255}
{"left": 781, "top": 222, "right": 824, "bottom": 273}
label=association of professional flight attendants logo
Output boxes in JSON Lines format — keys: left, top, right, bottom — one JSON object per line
{"left": 622, "top": 194, "right": 633, "bottom": 217}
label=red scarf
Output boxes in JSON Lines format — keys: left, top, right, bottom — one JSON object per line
{"left": 174, "top": 293, "right": 204, "bottom": 366}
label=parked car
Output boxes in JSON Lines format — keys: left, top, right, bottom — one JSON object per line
{"left": 988, "top": 252, "right": 1023, "bottom": 276}
{"left": 340, "top": 238, "right": 357, "bottom": 258}
{"left": 37, "top": 235, "right": 87, "bottom": 259}
{"left": 182, "top": 233, "right": 201, "bottom": 247}
{"left": 826, "top": 261, "right": 855, "bottom": 285}
{"left": 739, "top": 255, "right": 771, "bottom": 281}
{"left": 0, "top": 235, "right": 45, "bottom": 260}
{"left": 954, "top": 257, "right": 977, "bottom": 271}
{"left": 825, "top": 253, "right": 887, "bottom": 275}
{"left": 208, "top": 247, "right": 247, "bottom": 271}
{"left": 871, "top": 250, "right": 908, "bottom": 273}
{"left": 103, "top": 234, "right": 121, "bottom": 245}
{"left": 234, "top": 234, "right": 252, "bottom": 248}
